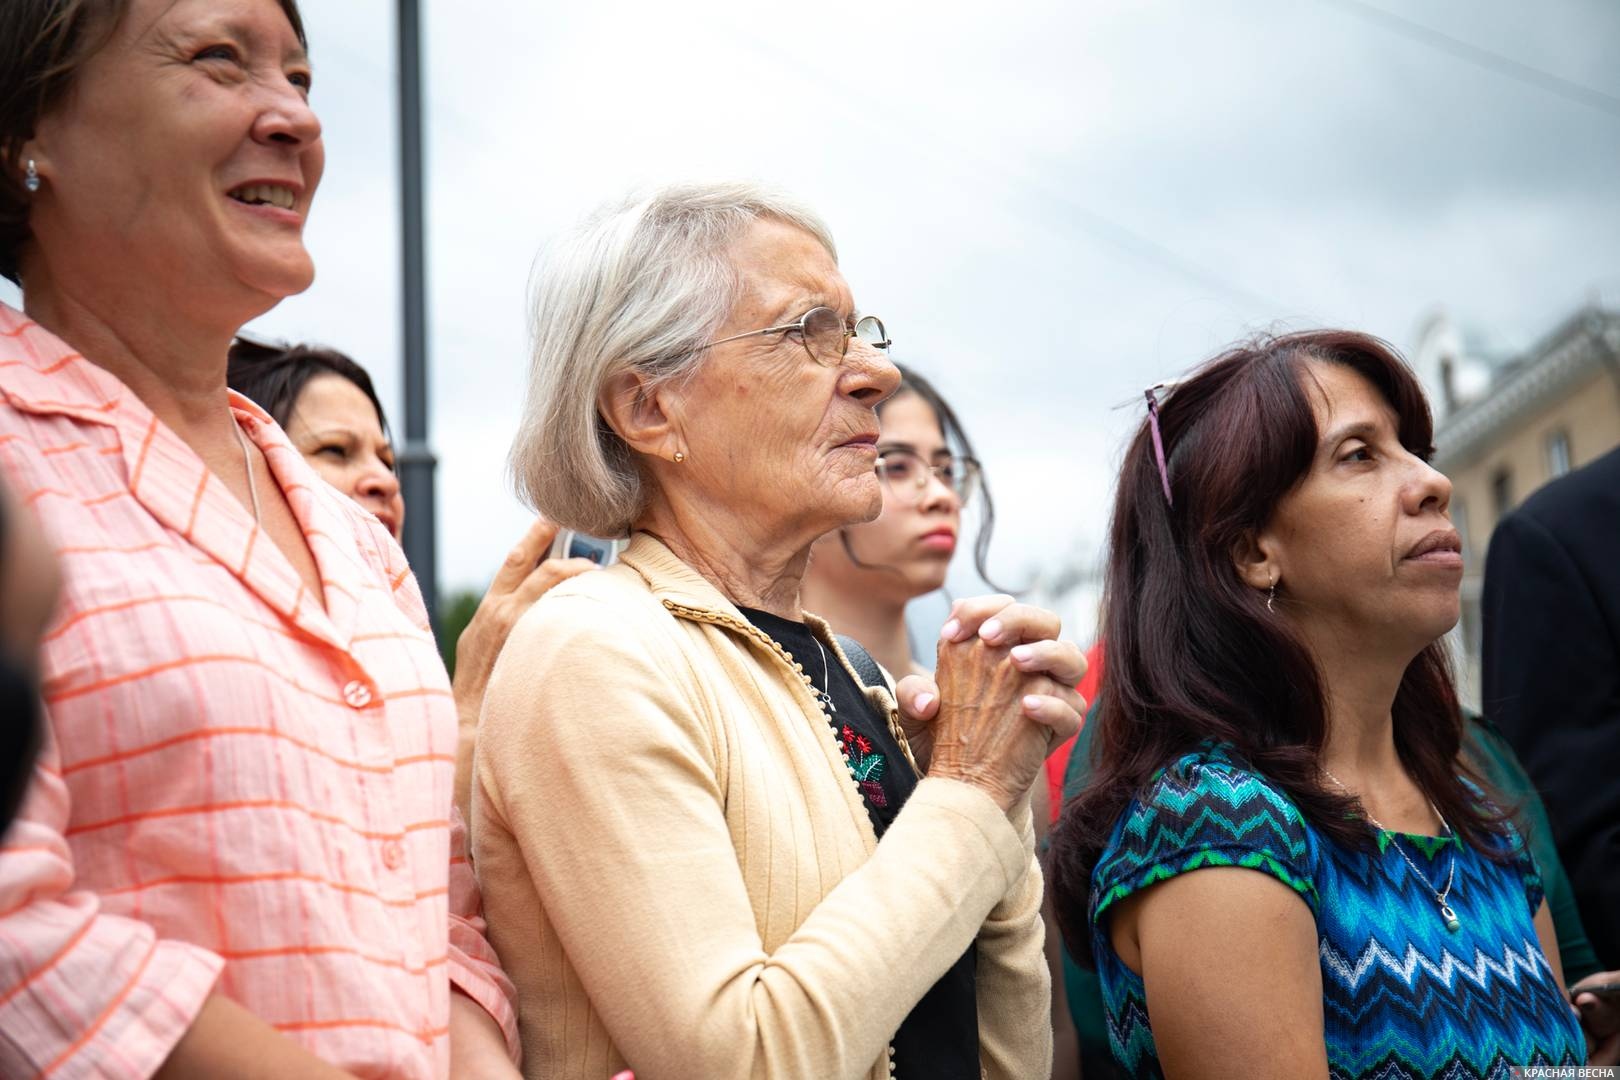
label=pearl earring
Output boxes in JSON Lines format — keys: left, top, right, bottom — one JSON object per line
{"left": 24, "top": 160, "right": 40, "bottom": 194}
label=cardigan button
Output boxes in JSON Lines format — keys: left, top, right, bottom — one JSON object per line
{"left": 342, "top": 680, "right": 373, "bottom": 709}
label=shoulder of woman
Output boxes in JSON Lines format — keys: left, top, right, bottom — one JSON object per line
{"left": 1142, "top": 745, "right": 1305, "bottom": 824}
{"left": 478, "top": 567, "right": 719, "bottom": 777}
{"left": 497, "top": 565, "right": 676, "bottom": 669}
{"left": 1103, "top": 748, "right": 1314, "bottom": 877}
{"left": 1093, "top": 746, "right": 1319, "bottom": 922}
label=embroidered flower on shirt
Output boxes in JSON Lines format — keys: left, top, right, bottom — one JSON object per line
{"left": 836, "top": 724, "right": 888, "bottom": 808}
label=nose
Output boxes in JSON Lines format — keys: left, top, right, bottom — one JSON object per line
{"left": 1405, "top": 452, "right": 1452, "bottom": 516}
{"left": 253, "top": 80, "right": 323, "bottom": 149}
{"left": 918, "top": 465, "right": 961, "bottom": 513}
{"left": 357, "top": 457, "right": 401, "bottom": 502}
{"left": 841, "top": 340, "right": 901, "bottom": 406}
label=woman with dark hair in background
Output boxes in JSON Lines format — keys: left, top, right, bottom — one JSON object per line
{"left": 0, "top": 1, "right": 518, "bottom": 1075}
{"left": 1048, "top": 330, "right": 1601, "bottom": 1076}
{"left": 228, "top": 338, "right": 406, "bottom": 538}
{"left": 801, "top": 362, "right": 994, "bottom": 678}
{"left": 228, "top": 337, "right": 597, "bottom": 819}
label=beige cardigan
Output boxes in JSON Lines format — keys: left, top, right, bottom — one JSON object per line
{"left": 472, "top": 533, "right": 1050, "bottom": 1080}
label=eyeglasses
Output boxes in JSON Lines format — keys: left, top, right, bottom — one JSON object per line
{"left": 699, "top": 306, "right": 891, "bottom": 367}
{"left": 874, "top": 449, "right": 981, "bottom": 506}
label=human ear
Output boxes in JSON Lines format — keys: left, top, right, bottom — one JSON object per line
{"left": 1231, "top": 529, "right": 1280, "bottom": 593}
{"left": 598, "top": 370, "right": 684, "bottom": 464}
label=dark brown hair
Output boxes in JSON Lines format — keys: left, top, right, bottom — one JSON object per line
{"left": 227, "top": 337, "right": 390, "bottom": 439}
{"left": 1047, "top": 329, "right": 1509, "bottom": 964}
{"left": 0, "top": 0, "right": 308, "bottom": 282}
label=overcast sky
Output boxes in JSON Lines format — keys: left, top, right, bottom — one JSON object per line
{"left": 29, "top": 0, "right": 1616, "bottom": 633}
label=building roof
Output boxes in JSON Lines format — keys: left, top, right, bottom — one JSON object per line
{"left": 1432, "top": 305, "right": 1620, "bottom": 472}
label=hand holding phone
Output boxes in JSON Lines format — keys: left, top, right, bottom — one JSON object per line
{"left": 547, "top": 530, "right": 627, "bottom": 567}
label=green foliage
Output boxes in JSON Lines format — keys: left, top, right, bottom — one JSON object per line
{"left": 437, "top": 588, "right": 483, "bottom": 677}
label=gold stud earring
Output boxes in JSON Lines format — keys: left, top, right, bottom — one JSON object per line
{"left": 673, "top": 451, "right": 686, "bottom": 464}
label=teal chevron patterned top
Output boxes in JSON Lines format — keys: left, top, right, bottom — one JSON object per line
{"left": 1089, "top": 746, "right": 1585, "bottom": 1078}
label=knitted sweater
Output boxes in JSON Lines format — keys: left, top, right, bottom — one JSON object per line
{"left": 471, "top": 533, "right": 1050, "bottom": 1080}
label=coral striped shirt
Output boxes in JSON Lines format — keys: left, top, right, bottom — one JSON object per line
{"left": 0, "top": 304, "right": 518, "bottom": 1078}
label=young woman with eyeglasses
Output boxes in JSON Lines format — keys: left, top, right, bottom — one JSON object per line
{"left": 801, "top": 363, "right": 993, "bottom": 679}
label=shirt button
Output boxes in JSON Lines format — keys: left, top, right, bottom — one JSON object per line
{"left": 381, "top": 840, "right": 405, "bottom": 870}
{"left": 343, "top": 680, "right": 373, "bottom": 709}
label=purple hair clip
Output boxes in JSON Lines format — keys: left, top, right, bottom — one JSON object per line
{"left": 1144, "top": 384, "right": 1173, "bottom": 506}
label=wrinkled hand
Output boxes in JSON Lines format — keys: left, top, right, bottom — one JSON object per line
{"left": 453, "top": 518, "right": 598, "bottom": 728}
{"left": 895, "top": 595, "right": 1088, "bottom": 774}
{"left": 1571, "top": 972, "right": 1620, "bottom": 1065}
{"left": 919, "top": 596, "right": 1086, "bottom": 812}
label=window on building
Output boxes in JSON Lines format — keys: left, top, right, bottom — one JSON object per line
{"left": 1546, "top": 429, "right": 1572, "bottom": 479}
{"left": 1491, "top": 467, "right": 1514, "bottom": 522}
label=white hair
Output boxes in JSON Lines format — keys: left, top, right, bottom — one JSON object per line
{"left": 509, "top": 181, "right": 838, "bottom": 537}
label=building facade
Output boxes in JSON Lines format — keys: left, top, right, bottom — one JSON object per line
{"left": 1416, "top": 304, "right": 1620, "bottom": 708}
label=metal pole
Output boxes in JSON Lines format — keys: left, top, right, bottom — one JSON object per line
{"left": 397, "top": 0, "right": 438, "bottom": 633}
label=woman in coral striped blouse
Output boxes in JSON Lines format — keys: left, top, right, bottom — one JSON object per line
{"left": 0, "top": 0, "right": 518, "bottom": 1076}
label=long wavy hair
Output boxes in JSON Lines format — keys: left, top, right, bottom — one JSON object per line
{"left": 1048, "top": 329, "right": 1509, "bottom": 964}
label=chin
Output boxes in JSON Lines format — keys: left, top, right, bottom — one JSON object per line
{"left": 1411, "top": 604, "right": 1462, "bottom": 649}
{"left": 231, "top": 245, "right": 317, "bottom": 301}
{"left": 908, "top": 566, "right": 950, "bottom": 598}
{"left": 832, "top": 480, "right": 884, "bottom": 526}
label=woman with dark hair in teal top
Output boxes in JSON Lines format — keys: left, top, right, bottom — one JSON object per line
{"left": 1058, "top": 704, "right": 1604, "bottom": 1078}
{"left": 1048, "top": 330, "right": 1608, "bottom": 1077}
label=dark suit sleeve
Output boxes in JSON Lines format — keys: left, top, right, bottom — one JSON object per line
{"left": 1483, "top": 510, "right": 1620, "bottom": 968}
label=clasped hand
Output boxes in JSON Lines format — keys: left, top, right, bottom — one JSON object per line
{"left": 891, "top": 595, "right": 1087, "bottom": 812}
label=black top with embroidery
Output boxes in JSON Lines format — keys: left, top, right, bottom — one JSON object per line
{"left": 740, "top": 608, "right": 979, "bottom": 1080}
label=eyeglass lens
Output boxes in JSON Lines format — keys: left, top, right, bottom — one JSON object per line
{"left": 876, "top": 450, "right": 979, "bottom": 505}
{"left": 800, "top": 308, "right": 890, "bottom": 365}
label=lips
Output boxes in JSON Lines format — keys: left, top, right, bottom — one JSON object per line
{"left": 839, "top": 431, "right": 879, "bottom": 450}
{"left": 918, "top": 527, "right": 957, "bottom": 553}
{"left": 1404, "top": 528, "right": 1463, "bottom": 562}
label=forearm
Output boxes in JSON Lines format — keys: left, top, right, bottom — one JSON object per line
{"left": 976, "top": 813, "right": 1053, "bottom": 1080}
{"left": 450, "top": 990, "right": 523, "bottom": 1078}
{"left": 154, "top": 995, "right": 355, "bottom": 1080}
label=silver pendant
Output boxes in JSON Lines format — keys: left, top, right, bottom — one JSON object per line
{"left": 1440, "top": 902, "right": 1460, "bottom": 932}
{"left": 816, "top": 688, "right": 837, "bottom": 715}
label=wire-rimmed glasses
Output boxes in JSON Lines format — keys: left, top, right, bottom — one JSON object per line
{"left": 875, "top": 449, "right": 981, "bottom": 506}
{"left": 699, "top": 306, "right": 891, "bottom": 367}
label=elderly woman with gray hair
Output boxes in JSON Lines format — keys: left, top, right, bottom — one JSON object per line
{"left": 471, "top": 182, "right": 1086, "bottom": 1080}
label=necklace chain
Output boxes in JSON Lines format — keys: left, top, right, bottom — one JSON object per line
{"left": 1322, "top": 767, "right": 1461, "bottom": 932}
{"left": 233, "top": 419, "right": 263, "bottom": 526}
{"left": 811, "top": 638, "right": 837, "bottom": 715}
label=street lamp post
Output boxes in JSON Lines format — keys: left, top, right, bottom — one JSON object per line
{"left": 397, "top": 0, "right": 438, "bottom": 633}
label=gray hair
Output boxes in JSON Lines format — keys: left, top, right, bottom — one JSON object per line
{"left": 509, "top": 181, "right": 837, "bottom": 537}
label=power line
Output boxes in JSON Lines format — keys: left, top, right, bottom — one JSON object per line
{"left": 1318, "top": 0, "right": 1620, "bottom": 119}
{"left": 712, "top": 21, "right": 1289, "bottom": 315}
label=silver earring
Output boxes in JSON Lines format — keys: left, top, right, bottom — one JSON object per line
{"left": 1267, "top": 579, "right": 1277, "bottom": 613}
{"left": 24, "top": 160, "right": 40, "bottom": 194}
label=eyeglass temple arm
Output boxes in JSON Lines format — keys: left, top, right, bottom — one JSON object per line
{"left": 700, "top": 322, "right": 808, "bottom": 350}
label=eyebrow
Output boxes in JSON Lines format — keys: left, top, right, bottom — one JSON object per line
{"left": 876, "top": 440, "right": 951, "bottom": 458}
{"left": 1319, "top": 419, "right": 1381, "bottom": 450}
{"left": 767, "top": 297, "right": 824, "bottom": 324}
{"left": 226, "top": 19, "right": 310, "bottom": 65}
